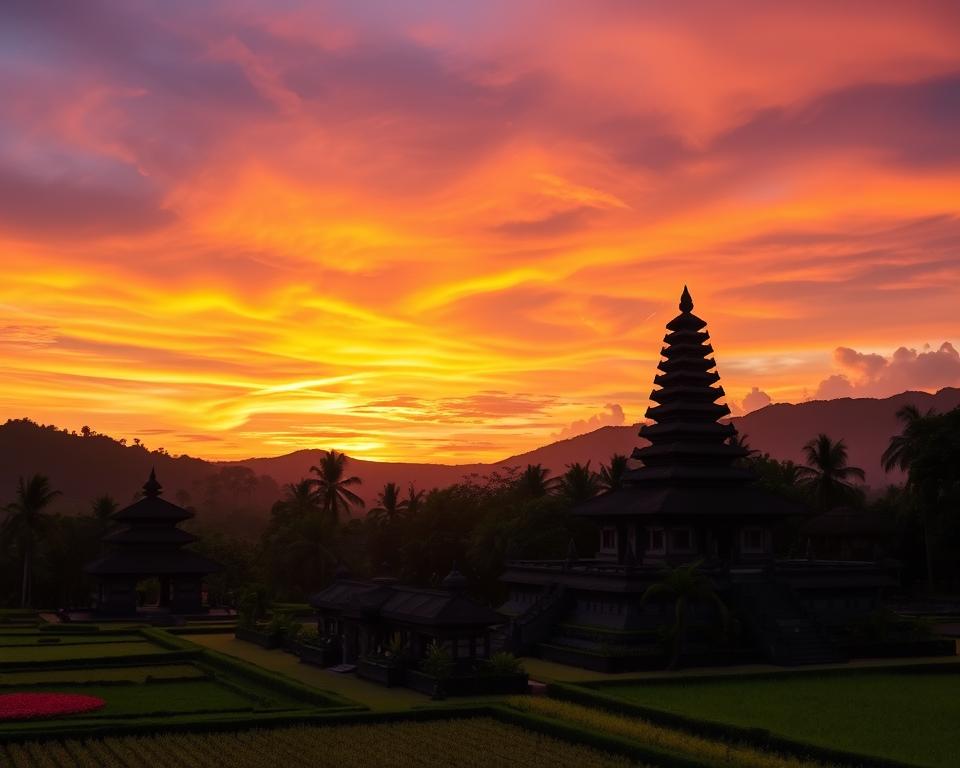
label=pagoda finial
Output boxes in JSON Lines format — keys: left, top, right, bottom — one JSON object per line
{"left": 442, "top": 562, "right": 467, "bottom": 592}
{"left": 143, "top": 468, "right": 162, "bottom": 498}
{"left": 679, "top": 285, "right": 694, "bottom": 313}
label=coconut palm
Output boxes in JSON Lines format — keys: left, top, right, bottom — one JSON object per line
{"left": 599, "top": 454, "right": 630, "bottom": 491}
{"left": 729, "top": 432, "right": 760, "bottom": 463}
{"left": 641, "top": 560, "right": 729, "bottom": 669}
{"left": 369, "top": 482, "right": 408, "bottom": 526}
{"left": 2, "top": 475, "right": 61, "bottom": 607}
{"left": 270, "top": 480, "right": 321, "bottom": 528}
{"left": 883, "top": 405, "right": 945, "bottom": 587}
{"left": 797, "top": 434, "right": 865, "bottom": 511}
{"left": 559, "top": 461, "right": 601, "bottom": 504}
{"left": 266, "top": 480, "right": 336, "bottom": 591}
{"left": 517, "top": 464, "right": 558, "bottom": 498}
{"left": 309, "top": 450, "right": 364, "bottom": 523}
{"left": 404, "top": 484, "right": 425, "bottom": 516}
{"left": 881, "top": 405, "right": 930, "bottom": 476}
{"left": 90, "top": 495, "right": 117, "bottom": 522}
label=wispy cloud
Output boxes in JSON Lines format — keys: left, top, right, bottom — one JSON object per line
{"left": 0, "top": 1, "right": 957, "bottom": 459}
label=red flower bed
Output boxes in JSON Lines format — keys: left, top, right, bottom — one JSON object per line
{"left": 0, "top": 692, "right": 106, "bottom": 720}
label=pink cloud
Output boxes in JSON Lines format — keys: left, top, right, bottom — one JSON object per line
{"left": 815, "top": 342, "right": 960, "bottom": 399}
{"left": 553, "top": 403, "right": 625, "bottom": 440}
{"left": 741, "top": 386, "right": 772, "bottom": 413}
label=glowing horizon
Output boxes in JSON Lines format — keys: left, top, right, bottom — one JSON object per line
{"left": 1, "top": 1, "right": 959, "bottom": 461}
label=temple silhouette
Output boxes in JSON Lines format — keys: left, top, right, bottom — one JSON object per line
{"left": 85, "top": 470, "right": 221, "bottom": 615}
{"left": 500, "top": 287, "right": 896, "bottom": 669}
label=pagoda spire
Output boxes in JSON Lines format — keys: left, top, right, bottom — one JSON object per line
{"left": 628, "top": 286, "right": 752, "bottom": 485}
{"left": 142, "top": 468, "right": 162, "bottom": 498}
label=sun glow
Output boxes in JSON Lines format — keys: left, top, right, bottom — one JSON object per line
{"left": 1, "top": 2, "right": 958, "bottom": 461}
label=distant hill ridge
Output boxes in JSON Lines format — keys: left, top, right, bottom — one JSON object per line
{"left": 1, "top": 387, "right": 957, "bottom": 521}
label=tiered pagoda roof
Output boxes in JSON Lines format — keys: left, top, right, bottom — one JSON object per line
{"left": 577, "top": 286, "right": 802, "bottom": 519}
{"left": 85, "top": 470, "right": 221, "bottom": 576}
{"left": 629, "top": 285, "right": 752, "bottom": 485}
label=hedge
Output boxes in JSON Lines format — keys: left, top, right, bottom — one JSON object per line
{"left": 583, "top": 658, "right": 960, "bottom": 690}
{"left": 0, "top": 650, "right": 199, "bottom": 672}
{"left": 168, "top": 625, "right": 237, "bottom": 636}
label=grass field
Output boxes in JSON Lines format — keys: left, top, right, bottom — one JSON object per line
{"left": 188, "top": 633, "right": 428, "bottom": 710}
{"left": 0, "top": 629, "right": 358, "bottom": 736}
{"left": 0, "top": 665, "right": 206, "bottom": 685}
{"left": 600, "top": 670, "right": 960, "bottom": 768}
{"left": 0, "top": 718, "right": 638, "bottom": 768}
{"left": 5, "top": 680, "right": 262, "bottom": 717}
{"left": 0, "top": 640, "right": 159, "bottom": 662}
{"left": 0, "top": 633, "right": 145, "bottom": 646}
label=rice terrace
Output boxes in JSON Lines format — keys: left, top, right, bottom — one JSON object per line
{"left": 3, "top": 1, "right": 960, "bottom": 767}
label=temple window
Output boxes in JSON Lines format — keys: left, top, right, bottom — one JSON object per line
{"left": 600, "top": 527, "right": 617, "bottom": 550}
{"left": 671, "top": 527, "right": 694, "bottom": 552}
{"left": 647, "top": 527, "right": 666, "bottom": 553}
{"left": 741, "top": 527, "right": 766, "bottom": 553}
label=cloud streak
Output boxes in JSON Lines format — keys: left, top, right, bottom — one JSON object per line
{"left": 0, "top": 1, "right": 957, "bottom": 460}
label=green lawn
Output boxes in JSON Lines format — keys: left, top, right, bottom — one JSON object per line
{"left": 188, "top": 633, "right": 429, "bottom": 711}
{"left": 0, "top": 640, "right": 158, "bottom": 662}
{"left": 8, "top": 679, "right": 261, "bottom": 718}
{"left": 602, "top": 670, "right": 960, "bottom": 768}
{"left": 0, "top": 633, "right": 144, "bottom": 646}
{"left": 0, "top": 629, "right": 360, "bottom": 738}
{"left": 0, "top": 664, "right": 206, "bottom": 686}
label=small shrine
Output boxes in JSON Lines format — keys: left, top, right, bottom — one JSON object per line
{"left": 85, "top": 470, "right": 221, "bottom": 615}
{"left": 310, "top": 567, "right": 503, "bottom": 667}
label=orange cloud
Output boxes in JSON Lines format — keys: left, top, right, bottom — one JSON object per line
{"left": 0, "top": 1, "right": 958, "bottom": 461}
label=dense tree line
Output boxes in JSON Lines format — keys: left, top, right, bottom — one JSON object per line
{"left": 2, "top": 406, "right": 959, "bottom": 608}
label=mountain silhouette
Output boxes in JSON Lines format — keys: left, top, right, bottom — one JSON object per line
{"left": 1, "top": 388, "right": 957, "bottom": 525}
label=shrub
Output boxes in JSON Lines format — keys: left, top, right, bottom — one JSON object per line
{"left": 237, "top": 584, "right": 270, "bottom": 629}
{"left": 484, "top": 651, "right": 524, "bottom": 676}
{"left": 420, "top": 641, "right": 453, "bottom": 680}
{"left": 266, "top": 611, "right": 302, "bottom": 641}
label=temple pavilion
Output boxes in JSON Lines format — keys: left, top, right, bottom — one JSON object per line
{"left": 500, "top": 287, "right": 896, "bottom": 669}
{"left": 85, "top": 470, "right": 221, "bottom": 615}
{"left": 310, "top": 567, "right": 504, "bottom": 668}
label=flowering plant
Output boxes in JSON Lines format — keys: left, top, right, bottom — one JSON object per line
{"left": 0, "top": 692, "right": 105, "bottom": 720}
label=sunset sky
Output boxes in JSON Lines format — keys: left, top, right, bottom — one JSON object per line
{"left": 2, "top": 1, "right": 959, "bottom": 462}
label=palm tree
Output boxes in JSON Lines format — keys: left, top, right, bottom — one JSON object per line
{"left": 559, "top": 461, "right": 601, "bottom": 504}
{"left": 2, "top": 475, "right": 61, "bottom": 607}
{"left": 517, "top": 464, "right": 558, "bottom": 498}
{"left": 404, "top": 484, "right": 425, "bottom": 516}
{"left": 266, "top": 480, "right": 336, "bottom": 590}
{"left": 881, "top": 405, "right": 929, "bottom": 474}
{"left": 369, "top": 482, "right": 408, "bottom": 526}
{"left": 309, "top": 450, "right": 364, "bottom": 523}
{"left": 641, "top": 560, "right": 729, "bottom": 669}
{"left": 729, "top": 432, "right": 760, "bottom": 463}
{"left": 882, "top": 405, "right": 939, "bottom": 587}
{"left": 599, "top": 454, "right": 629, "bottom": 491}
{"left": 270, "top": 480, "right": 321, "bottom": 528}
{"left": 89, "top": 494, "right": 118, "bottom": 549}
{"left": 90, "top": 495, "right": 117, "bottom": 522}
{"left": 797, "top": 434, "right": 865, "bottom": 511}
